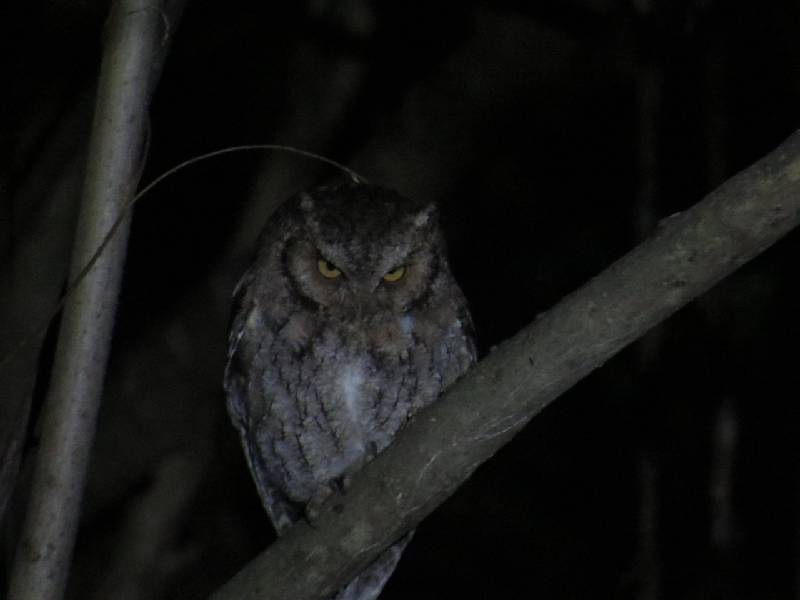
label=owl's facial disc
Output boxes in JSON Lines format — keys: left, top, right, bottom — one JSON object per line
{"left": 284, "top": 204, "right": 436, "bottom": 311}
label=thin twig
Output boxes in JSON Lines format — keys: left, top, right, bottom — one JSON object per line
{"left": 211, "top": 129, "right": 800, "bottom": 600}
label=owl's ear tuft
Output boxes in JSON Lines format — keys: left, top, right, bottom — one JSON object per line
{"left": 412, "top": 204, "right": 437, "bottom": 228}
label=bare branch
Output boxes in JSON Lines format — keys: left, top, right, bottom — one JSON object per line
{"left": 211, "top": 129, "right": 800, "bottom": 600}
{"left": 0, "top": 92, "right": 91, "bottom": 525}
{"left": 7, "top": 2, "right": 167, "bottom": 599}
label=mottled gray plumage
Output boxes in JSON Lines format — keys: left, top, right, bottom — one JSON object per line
{"left": 224, "top": 181, "right": 476, "bottom": 599}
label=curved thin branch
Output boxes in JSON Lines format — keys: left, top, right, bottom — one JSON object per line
{"left": 211, "top": 129, "right": 800, "bottom": 600}
{"left": 7, "top": 2, "right": 166, "bottom": 599}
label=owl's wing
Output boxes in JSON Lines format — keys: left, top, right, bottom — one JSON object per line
{"left": 223, "top": 268, "right": 256, "bottom": 426}
{"left": 224, "top": 272, "right": 303, "bottom": 535}
{"left": 240, "top": 424, "right": 302, "bottom": 535}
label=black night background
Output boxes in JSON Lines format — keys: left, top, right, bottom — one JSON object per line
{"left": 2, "top": 1, "right": 800, "bottom": 598}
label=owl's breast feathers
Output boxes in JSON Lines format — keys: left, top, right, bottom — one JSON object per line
{"left": 227, "top": 297, "right": 474, "bottom": 508}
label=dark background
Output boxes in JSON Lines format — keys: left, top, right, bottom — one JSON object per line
{"left": 2, "top": 1, "right": 800, "bottom": 598}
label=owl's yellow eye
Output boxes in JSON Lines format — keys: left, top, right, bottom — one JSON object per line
{"left": 317, "top": 259, "right": 342, "bottom": 279}
{"left": 383, "top": 265, "right": 406, "bottom": 283}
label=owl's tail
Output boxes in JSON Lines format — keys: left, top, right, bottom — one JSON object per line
{"left": 333, "top": 531, "right": 414, "bottom": 600}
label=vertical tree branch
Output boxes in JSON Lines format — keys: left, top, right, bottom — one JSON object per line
{"left": 7, "top": 2, "right": 163, "bottom": 598}
{"left": 0, "top": 91, "right": 91, "bottom": 526}
{"left": 638, "top": 453, "right": 662, "bottom": 600}
{"left": 709, "top": 398, "right": 737, "bottom": 550}
{"left": 632, "top": 7, "right": 664, "bottom": 597}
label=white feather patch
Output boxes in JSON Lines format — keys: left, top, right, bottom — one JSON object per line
{"left": 338, "top": 365, "right": 364, "bottom": 422}
{"left": 398, "top": 314, "right": 416, "bottom": 335}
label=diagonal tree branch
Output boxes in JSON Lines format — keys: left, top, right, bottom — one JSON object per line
{"left": 211, "top": 129, "right": 800, "bottom": 600}
{"left": 6, "top": 2, "right": 173, "bottom": 599}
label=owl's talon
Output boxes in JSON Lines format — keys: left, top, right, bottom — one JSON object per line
{"left": 366, "top": 441, "right": 379, "bottom": 461}
{"left": 305, "top": 483, "right": 336, "bottom": 525}
{"left": 306, "top": 474, "right": 356, "bottom": 524}
{"left": 335, "top": 473, "right": 353, "bottom": 493}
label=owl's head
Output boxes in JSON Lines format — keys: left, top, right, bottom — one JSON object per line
{"left": 271, "top": 181, "right": 448, "bottom": 315}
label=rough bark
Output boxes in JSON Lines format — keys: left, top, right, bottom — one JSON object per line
{"left": 211, "top": 129, "right": 800, "bottom": 600}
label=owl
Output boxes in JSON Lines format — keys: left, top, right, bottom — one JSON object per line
{"left": 224, "top": 180, "right": 476, "bottom": 599}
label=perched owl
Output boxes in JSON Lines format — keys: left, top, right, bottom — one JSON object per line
{"left": 224, "top": 180, "right": 476, "bottom": 599}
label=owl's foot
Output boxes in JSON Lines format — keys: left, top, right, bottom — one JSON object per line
{"left": 305, "top": 476, "right": 350, "bottom": 525}
{"left": 305, "top": 444, "right": 382, "bottom": 525}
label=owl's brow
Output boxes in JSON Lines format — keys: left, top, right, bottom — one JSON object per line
{"left": 1, "top": 144, "right": 366, "bottom": 370}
